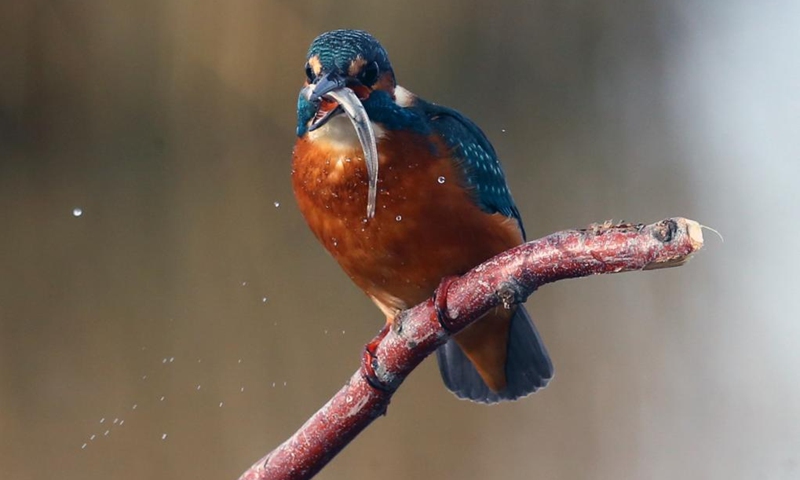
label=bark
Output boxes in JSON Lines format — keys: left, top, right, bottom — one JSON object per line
{"left": 238, "top": 218, "right": 705, "bottom": 480}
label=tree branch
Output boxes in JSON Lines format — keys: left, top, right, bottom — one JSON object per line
{"left": 237, "top": 218, "right": 705, "bottom": 480}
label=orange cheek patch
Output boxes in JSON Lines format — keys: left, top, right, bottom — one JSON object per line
{"left": 350, "top": 84, "right": 371, "bottom": 100}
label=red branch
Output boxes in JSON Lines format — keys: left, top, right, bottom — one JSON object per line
{"left": 237, "top": 218, "right": 705, "bottom": 480}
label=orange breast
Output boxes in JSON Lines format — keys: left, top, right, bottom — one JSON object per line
{"left": 292, "top": 130, "right": 523, "bottom": 312}
{"left": 292, "top": 129, "right": 525, "bottom": 391}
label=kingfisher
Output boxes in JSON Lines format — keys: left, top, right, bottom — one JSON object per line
{"left": 292, "top": 29, "right": 553, "bottom": 403}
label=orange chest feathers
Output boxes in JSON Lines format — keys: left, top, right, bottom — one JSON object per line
{"left": 291, "top": 130, "right": 523, "bottom": 312}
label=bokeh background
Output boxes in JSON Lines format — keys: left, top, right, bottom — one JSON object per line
{"left": 2, "top": 1, "right": 798, "bottom": 479}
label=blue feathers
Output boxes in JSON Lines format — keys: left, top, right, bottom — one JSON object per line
{"left": 418, "top": 100, "right": 527, "bottom": 239}
{"left": 307, "top": 30, "right": 393, "bottom": 79}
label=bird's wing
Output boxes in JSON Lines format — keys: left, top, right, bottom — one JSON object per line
{"left": 418, "top": 100, "right": 526, "bottom": 240}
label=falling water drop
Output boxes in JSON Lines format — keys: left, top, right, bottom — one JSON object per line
{"left": 395, "top": 215, "right": 402, "bottom": 222}
{"left": 437, "top": 176, "right": 446, "bottom": 184}
{"left": 72, "top": 207, "right": 83, "bottom": 217}
{"left": 161, "top": 433, "right": 168, "bottom": 440}
{"left": 274, "top": 201, "right": 281, "bottom": 208}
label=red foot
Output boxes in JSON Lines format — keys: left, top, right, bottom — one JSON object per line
{"left": 434, "top": 276, "right": 459, "bottom": 332}
{"left": 361, "top": 323, "right": 393, "bottom": 393}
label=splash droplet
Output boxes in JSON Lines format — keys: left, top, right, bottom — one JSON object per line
{"left": 72, "top": 207, "right": 83, "bottom": 217}
{"left": 273, "top": 201, "right": 280, "bottom": 208}
{"left": 219, "top": 402, "right": 224, "bottom": 407}
{"left": 161, "top": 433, "right": 168, "bottom": 440}
{"left": 437, "top": 176, "right": 446, "bottom": 184}
{"left": 261, "top": 297, "right": 267, "bottom": 303}
{"left": 395, "top": 215, "right": 402, "bottom": 222}
{"left": 81, "top": 443, "right": 87, "bottom": 449}
{"left": 159, "top": 396, "right": 165, "bottom": 401}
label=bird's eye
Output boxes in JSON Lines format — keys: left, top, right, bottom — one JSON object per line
{"left": 359, "top": 62, "right": 380, "bottom": 86}
{"left": 305, "top": 63, "right": 315, "bottom": 83}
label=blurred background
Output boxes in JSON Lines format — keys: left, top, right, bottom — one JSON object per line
{"left": 1, "top": 1, "right": 798, "bottom": 479}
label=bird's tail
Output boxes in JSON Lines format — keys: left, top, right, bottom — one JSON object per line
{"left": 435, "top": 306, "right": 553, "bottom": 403}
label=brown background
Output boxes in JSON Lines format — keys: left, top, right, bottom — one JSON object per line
{"left": 2, "top": 1, "right": 798, "bottom": 479}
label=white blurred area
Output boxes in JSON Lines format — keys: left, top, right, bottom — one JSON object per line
{"left": 663, "top": 2, "right": 800, "bottom": 476}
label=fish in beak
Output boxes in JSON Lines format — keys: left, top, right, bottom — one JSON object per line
{"left": 303, "top": 72, "right": 379, "bottom": 219}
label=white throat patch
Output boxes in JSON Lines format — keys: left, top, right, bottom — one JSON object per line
{"left": 307, "top": 114, "right": 386, "bottom": 151}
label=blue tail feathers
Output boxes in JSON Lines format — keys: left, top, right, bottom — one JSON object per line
{"left": 435, "top": 306, "right": 553, "bottom": 403}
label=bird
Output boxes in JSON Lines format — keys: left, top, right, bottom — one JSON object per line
{"left": 292, "top": 29, "right": 553, "bottom": 403}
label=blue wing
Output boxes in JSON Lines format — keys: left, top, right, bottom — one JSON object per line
{"left": 417, "top": 100, "right": 526, "bottom": 240}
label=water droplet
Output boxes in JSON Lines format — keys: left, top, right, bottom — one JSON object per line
{"left": 241, "top": 281, "right": 247, "bottom": 286}
{"left": 342, "top": 330, "right": 346, "bottom": 334}
{"left": 501, "top": 128, "right": 507, "bottom": 133}
{"left": 72, "top": 207, "right": 83, "bottom": 217}
{"left": 132, "top": 404, "right": 138, "bottom": 410}
{"left": 161, "top": 433, "right": 168, "bottom": 440}
{"left": 142, "top": 375, "right": 147, "bottom": 380}
{"left": 104, "top": 430, "right": 110, "bottom": 436}
{"left": 437, "top": 176, "right": 446, "bottom": 184}
{"left": 395, "top": 215, "right": 402, "bottom": 222}
{"left": 273, "top": 201, "right": 280, "bottom": 208}
{"left": 240, "top": 387, "right": 245, "bottom": 392}
{"left": 100, "top": 418, "right": 105, "bottom": 424}
{"left": 261, "top": 297, "right": 267, "bottom": 303}
{"left": 90, "top": 434, "right": 96, "bottom": 441}
{"left": 169, "top": 357, "right": 174, "bottom": 363}
{"left": 113, "top": 418, "right": 119, "bottom": 424}
{"left": 237, "top": 359, "right": 242, "bottom": 364}
{"left": 162, "top": 358, "right": 167, "bottom": 364}
{"left": 272, "top": 382, "right": 276, "bottom": 387}
{"left": 283, "top": 381, "right": 287, "bottom": 387}
{"left": 119, "top": 420, "right": 125, "bottom": 426}
{"left": 219, "top": 402, "right": 224, "bottom": 407}
{"left": 160, "top": 396, "right": 165, "bottom": 401}
{"left": 81, "top": 443, "right": 87, "bottom": 450}
{"left": 196, "top": 385, "right": 201, "bottom": 391}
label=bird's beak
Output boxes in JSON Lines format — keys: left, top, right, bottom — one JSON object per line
{"left": 302, "top": 71, "right": 380, "bottom": 219}
{"left": 308, "top": 71, "right": 347, "bottom": 102}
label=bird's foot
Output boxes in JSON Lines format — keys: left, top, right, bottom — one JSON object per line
{"left": 434, "top": 275, "right": 459, "bottom": 333}
{"left": 361, "top": 323, "right": 394, "bottom": 393}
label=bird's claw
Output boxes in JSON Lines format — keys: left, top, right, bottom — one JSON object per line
{"left": 361, "top": 324, "right": 394, "bottom": 393}
{"left": 434, "top": 276, "right": 459, "bottom": 333}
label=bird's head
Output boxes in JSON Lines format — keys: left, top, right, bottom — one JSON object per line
{"left": 296, "top": 29, "right": 396, "bottom": 136}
